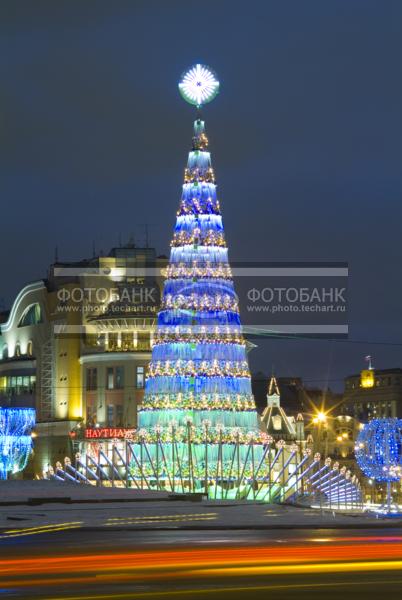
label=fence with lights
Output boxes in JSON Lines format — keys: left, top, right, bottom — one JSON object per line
{"left": 43, "top": 432, "right": 362, "bottom": 509}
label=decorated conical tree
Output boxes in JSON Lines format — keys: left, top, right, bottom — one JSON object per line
{"left": 136, "top": 65, "right": 262, "bottom": 492}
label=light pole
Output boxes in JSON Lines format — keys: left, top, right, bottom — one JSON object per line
{"left": 312, "top": 412, "right": 328, "bottom": 458}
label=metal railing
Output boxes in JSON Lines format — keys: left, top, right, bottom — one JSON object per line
{"left": 44, "top": 435, "right": 362, "bottom": 509}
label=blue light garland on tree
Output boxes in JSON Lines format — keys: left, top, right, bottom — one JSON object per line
{"left": 137, "top": 66, "right": 261, "bottom": 479}
{"left": 0, "top": 407, "right": 35, "bottom": 480}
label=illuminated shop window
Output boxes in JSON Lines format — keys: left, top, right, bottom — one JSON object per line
{"left": 2, "top": 375, "right": 36, "bottom": 395}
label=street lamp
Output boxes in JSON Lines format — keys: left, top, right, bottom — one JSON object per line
{"left": 312, "top": 411, "right": 328, "bottom": 458}
{"left": 313, "top": 411, "right": 327, "bottom": 425}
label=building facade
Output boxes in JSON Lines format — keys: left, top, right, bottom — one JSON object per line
{"left": 0, "top": 244, "right": 165, "bottom": 476}
{"left": 343, "top": 368, "right": 402, "bottom": 420}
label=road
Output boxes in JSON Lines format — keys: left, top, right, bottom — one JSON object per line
{"left": 2, "top": 526, "right": 402, "bottom": 599}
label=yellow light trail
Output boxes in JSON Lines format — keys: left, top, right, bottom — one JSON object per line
{"left": 38, "top": 579, "right": 402, "bottom": 600}
{"left": 4, "top": 521, "right": 83, "bottom": 534}
{"left": 0, "top": 522, "right": 83, "bottom": 539}
{"left": 105, "top": 518, "right": 216, "bottom": 525}
{"left": 190, "top": 559, "right": 402, "bottom": 578}
{"left": 107, "top": 513, "right": 217, "bottom": 521}
{"left": 2, "top": 557, "right": 402, "bottom": 589}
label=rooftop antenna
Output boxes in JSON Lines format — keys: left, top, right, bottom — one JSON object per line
{"left": 138, "top": 224, "right": 156, "bottom": 248}
{"left": 92, "top": 240, "right": 96, "bottom": 258}
{"left": 365, "top": 355, "right": 373, "bottom": 370}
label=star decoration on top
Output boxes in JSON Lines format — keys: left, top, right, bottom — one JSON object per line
{"left": 179, "top": 64, "right": 219, "bottom": 107}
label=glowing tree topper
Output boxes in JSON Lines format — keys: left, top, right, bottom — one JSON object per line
{"left": 178, "top": 64, "right": 219, "bottom": 108}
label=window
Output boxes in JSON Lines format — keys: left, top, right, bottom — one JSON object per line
{"left": 2, "top": 346, "right": 8, "bottom": 360}
{"left": 115, "top": 366, "right": 124, "bottom": 389}
{"left": 136, "top": 366, "right": 145, "bottom": 388}
{"left": 3, "top": 374, "right": 36, "bottom": 395}
{"left": 106, "top": 367, "right": 124, "bottom": 390}
{"left": 86, "top": 368, "right": 98, "bottom": 391}
{"left": 86, "top": 402, "right": 96, "bottom": 426}
{"left": 27, "top": 341, "right": 33, "bottom": 356}
{"left": 116, "top": 404, "right": 124, "bottom": 426}
{"left": 106, "top": 368, "right": 114, "bottom": 390}
{"left": 15, "top": 344, "right": 21, "bottom": 357}
{"left": 18, "top": 303, "right": 42, "bottom": 327}
{"left": 107, "top": 333, "right": 118, "bottom": 351}
{"left": 107, "top": 405, "right": 114, "bottom": 426}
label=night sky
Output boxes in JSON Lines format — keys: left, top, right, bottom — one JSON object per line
{"left": 1, "top": 1, "right": 402, "bottom": 391}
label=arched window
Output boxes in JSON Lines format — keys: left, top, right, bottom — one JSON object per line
{"left": 18, "top": 303, "right": 42, "bottom": 327}
{"left": 27, "top": 341, "right": 33, "bottom": 357}
{"left": 2, "top": 346, "right": 8, "bottom": 360}
{"left": 15, "top": 344, "right": 21, "bottom": 357}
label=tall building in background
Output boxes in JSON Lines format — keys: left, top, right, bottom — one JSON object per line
{"left": 343, "top": 367, "right": 402, "bottom": 420}
{"left": 0, "top": 244, "right": 165, "bottom": 476}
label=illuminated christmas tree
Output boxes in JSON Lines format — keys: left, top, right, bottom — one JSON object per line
{"left": 136, "top": 65, "right": 262, "bottom": 493}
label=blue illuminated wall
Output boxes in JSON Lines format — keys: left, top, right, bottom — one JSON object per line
{"left": 0, "top": 407, "right": 35, "bottom": 479}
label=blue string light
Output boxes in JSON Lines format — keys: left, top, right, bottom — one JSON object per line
{"left": 0, "top": 407, "right": 36, "bottom": 479}
{"left": 138, "top": 111, "right": 260, "bottom": 437}
{"left": 355, "top": 418, "right": 402, "bottom": 482}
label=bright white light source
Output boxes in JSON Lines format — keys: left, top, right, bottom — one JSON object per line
{"left": 178, "top": 64, "right": 219, "bottom": 107}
